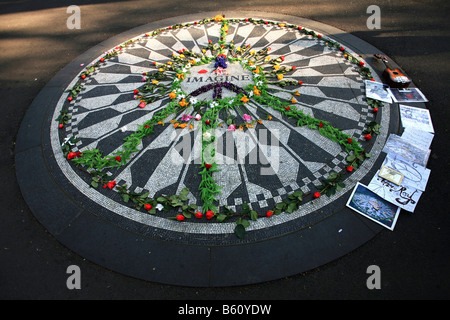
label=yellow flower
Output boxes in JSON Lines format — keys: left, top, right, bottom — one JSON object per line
{"left": 253, "top": 86, "right": 261, "bottom": 96}
{"left": 214, "top": 14, "right": 224, "bottom": 22}
{"left": 290, "top": 98, "right": 297, "bottom": 103}
{"left": 178, "top": 123, "right": 187, "bottom": 129}
{"left": 240, "top": 95, "right": 249, "bottom": 103}
{"left": 152, "top": 80, "right": 159, "bottom": 84}
{"left": 176, "top": 73, "right": 185, "bottom": 80}
{"left": 238, "top": 126, "right": 244, "bottom": 130}
{"left": 179, "top": 54, "right": 185, "bottom": 58}
{"left": 173, "top": 123, "right": 179, "bottom": 128}
{"left": 158, "top": 121, "right": 163, "bottom": 125}
{"left": 169, "top": 91, "right": 177, "bottom": 99}
{"left": 189, "top": 124, "right": 194, "bottom": 130}
{"left": 158, "top": 68, "right": 164, "bottom": 72}
{"left": 277, "top": 74, "right": 284, "bottom": 80}
{"left": 202, "top": 49, "right": 206, "bottom": 53}
{"left": 267, "top": 115, "right": 272, "bottom": 120}
{"left": 170, "top": 119, "right": 175, "bottom": 123}
{"left": 257, "top": 120, "right": 263, "bottom": 124}
{"left": 167, "top": 61, "right": 172, "bottom": 65}
{"left": 250, "top": 50, "right": 255, "bottom": 55}
{"left": 254, "top": 66, "right": 260, "bottom": 74}
{"left": 293, "top": 90, "right": 301, "bottom": 96}
{"left": 273, "top": 64, "right": 280, "bottom": 70}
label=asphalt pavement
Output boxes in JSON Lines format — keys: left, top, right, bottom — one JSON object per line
{"left": 1, "top": 0, "right": 449, "bottom": 300}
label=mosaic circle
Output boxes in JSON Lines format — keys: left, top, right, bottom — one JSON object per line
{"left": 49, "top": 16, "right": 390, "bottom": 244}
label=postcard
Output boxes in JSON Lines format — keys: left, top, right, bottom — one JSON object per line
{"left": 401, "top": 127, "right": 434, "bottom": 150}
{"left": 367, "top": 171, "right": 423, "bottom": 213}
{"left": 388, "top": 88, "right": 428, "bottom": 103}
{"left": 382, "top": 134, "right": 430, "bottom": 167}
{"left": 365, "top": 80, "right": 393, "bottom": 103}
{"left": 381, "top": 153, "right": 431, "bottom": 191}
{"left": 399, "top": 104, "right": 434, "bottom": 133}
{"left": 347, "top": 182, "right": 400, "bottom": 230}
{"left": 378, "top": 165, "right": 404, "bottom": 185}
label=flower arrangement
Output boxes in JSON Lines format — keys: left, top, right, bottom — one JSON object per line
{"left": 58, "top": 15, "right": 381, "bottom": 239}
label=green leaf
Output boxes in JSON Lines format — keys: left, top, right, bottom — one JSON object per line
{"left": 250, "top": 210, "right": 258, "bottom": 221}
{"left": 121, "top": 193, "right": 130, "bottom": 203}
{"left": 234, "top": 224, "right": 246, "bottom": 239}
{"left": 236, "top": 217, "right": 250, "bottom": 228}
{"left": 90, "top": 181, "right": 98, "bottom": 188}
{"left": 216, "top": 214, "right": 227, "bottom": 222}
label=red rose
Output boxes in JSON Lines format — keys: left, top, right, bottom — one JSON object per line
{"left": 205, "top": 163, "right": 212, "bottom": 169}
{"left": 205, "top": 120, "right": 210, "bottom": 125}
{"left": 144, "top": 125, "right": 150, "bottom": 128}
{"left": 134, "top": 89, "right": 139, "bottom": 94}
{"left": 373, "top": 107, "right": 379, "bottom": 112}
{"left": 280, "top": 56, "right": 285, "bottom": 61}
{"left": 176, "top": 214, "right": 185, "bottom": 221}
{"left": 195, "top": 211, "right": 203, "bottom": 219}
{"left": 347, "top": 138, "right": 352, "bottom": 144}
{"left": 365, "top": 134, "right": 372, "bottom": 140}
{"left": 319, "top": 122, "right": 324, "bottom": 128}
{"left": 67, "top": 152, "right": 82, "bottom": 160}
{"left": 115, "top": 156, "right": 121, "bottom": 162}
{"left": 144, "top": 204, "right": 152, "bottom": 211}
{"left": 317, "top": 34, "right": 322, "bottom": 39}
{"left": 67, "top": 97, "right": 73, "bottom": 102}
{"left": 285, "top": 106, "right": 290, "bottom": 111}
{"left": 292, "top": 66, "right": 296, "bottom": 70}
{"left": 67, "top": 152, "right": 76, "bottom": 160}
{"left": 266, "top": 210, "right": 274, "bottom": 217}
{"left": 58, "top": 124, "right": 64, "bottom": 129}
{"left": 298, "top": 26, "right": 302, "bottom": 30}
{"left": 206, "top": 211, "right": 214, "bottom": 219}
{"left": 298, "top": 81, "right": 303, "bottom": 85}
{"left": 81, "top": 74, "right": 86, "bottom": 79}
{"left": 359, "top": 61, "right": 365, "bottom": 66}
{"left": 103, "top": 181, "right": 116, "bottom": 189}
{"left": 340, "top": 46, "right": 345, "bottom": 51}
{"left": 347, "top": 166, "right": 354, "bottom": 172}
{"left": 100, "top": 58, "right": 105, "bottom": 62}
{"left": 313, "top": 192, "right": 321, "bottom": 199}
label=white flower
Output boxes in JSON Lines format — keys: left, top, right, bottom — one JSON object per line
{"left": 210, "top": 101, "right": 218, "bottom": 108}
{"left": 256, "top": 80, "right": 263, "bottom": 86}
{"left": 189, "top": 97, "right": 198, "bottom": 104}
{"left": 203, "top": 132, "right": 212, "bottom": 140}
{"left": 120, "top": 126, "right": 128, "bottom": 132}
{"left": 155, "top": 203, "right": 164, "bottom": 211}
{"left": 228, "top": 99, "right": 235, "bottom": 104}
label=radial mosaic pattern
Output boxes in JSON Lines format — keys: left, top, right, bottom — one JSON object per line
{"left": 50, "top": 16, "right": 390, "bottom": 243}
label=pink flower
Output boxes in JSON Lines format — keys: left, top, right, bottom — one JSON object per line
{"left": 227, "top": 124, "right": 236, "bottom": 131}
{"left": 194, "top": 114, "right": 202, "bottom": 121}
{"left": 181, "top": 114, "right": 193, "bottom": 121}
{"left": 243, "top": 114, "right": 252, "bottom": 122}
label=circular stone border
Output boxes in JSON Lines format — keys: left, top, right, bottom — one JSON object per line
{"left": 15, "top": 11, "right": 401, "bottom": 287}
